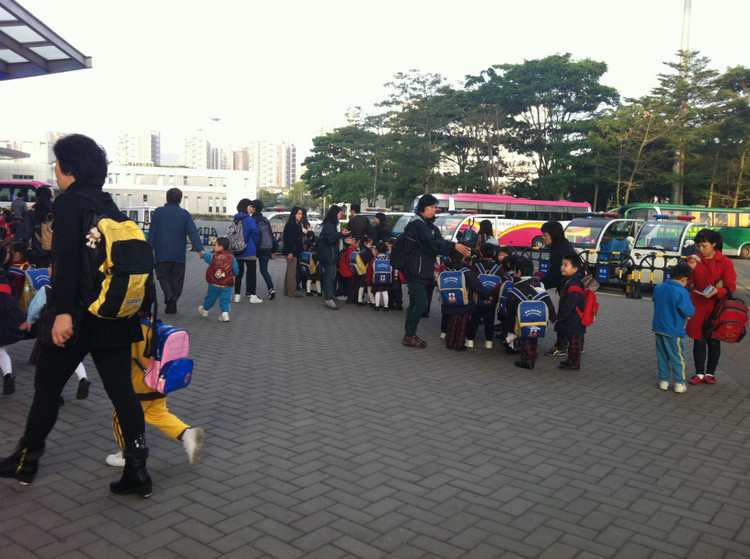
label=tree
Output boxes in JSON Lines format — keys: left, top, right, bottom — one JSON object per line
{"left": 490, "top": 54, "right": 619, "bottom": 199}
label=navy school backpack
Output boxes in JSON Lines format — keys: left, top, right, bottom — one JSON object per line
{"left": 474, "top": 262, "right": 502, "bottom": 308}
{"left": 511, "top": 287, "right": 549, "bottom": 339}
{"left": 438, "top": 267, "right": 470, "bottom": 306}
{"left": 373, "top": 258, "right": 392, "bottom": 285}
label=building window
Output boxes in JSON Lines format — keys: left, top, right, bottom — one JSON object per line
{"left": 115, "top": 193, "right": 121, "bottom": 207}
{"left": 222, "top": 198, "right": 226, "bottom": 214}
{"left": 196, "top": 197, "right": 201, "bottom": 212}
{"left": 127, "top": 194, "right": 133, "bottom": 207}
{"left": 143, "top": 194, "right": 148, "bottom": 205}
{"left": 208, "top": 197, "right": 213, "bottom": 213}
{"left": 183, "top": 175, "right": 188, "bottom": 186}
{"left": 183, "top": 196, "right": 189, "bottom": 210}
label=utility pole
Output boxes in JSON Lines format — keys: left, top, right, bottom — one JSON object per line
{"left": 672, "top": 0, "right": 691, "bottom": 204}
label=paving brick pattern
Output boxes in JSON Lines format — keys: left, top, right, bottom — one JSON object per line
{"left": 1, "top": 254, "right": 749, "bottom": 559}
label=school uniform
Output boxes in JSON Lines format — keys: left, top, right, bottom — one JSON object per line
{"left": 555, "top": 272, "right": 586, "bottom": 368}
{"left": 505, "top": 277, "right": 557, "bottom": 368}
{"left": 440, "top": 263, "right": 492, "bottom": 350}
{"left": 467, "top": 259, "right": 503, "bottom": 343}
{"left": 347, "top": 246, "right": 374, "bottom": 304}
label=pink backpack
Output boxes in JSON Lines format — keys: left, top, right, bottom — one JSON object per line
{"left": 136, "top": 319, "right": 193, "bottom": 393}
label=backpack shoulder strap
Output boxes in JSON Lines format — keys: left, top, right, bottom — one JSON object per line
{"left": 475, "top": 262, "right": 486, "bottom": 274}
{"left": 568, "top": 285, "right": 585, "bottom": 294}
{"left": 509, "top": 287, "right": 528, "bottom": 301}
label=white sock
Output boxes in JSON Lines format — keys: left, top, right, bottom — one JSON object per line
{"left": 0, "top": 347, "right": 11, "bottom": 376}
{"left": 74, "top": 362, "right": 87, "bottom": 381}
{"left": 315, "top": 280, "right": 321, "bottom": 293}
{"left": 358, "top": 287, "right": 364, "bottom": 302}
{"left": 306, "top": 279, "right": 312, "bottom": 292}
{"left": 381, "top": 292, "right": 389, "bottom": 308}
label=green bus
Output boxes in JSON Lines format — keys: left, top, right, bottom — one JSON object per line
{"left": 614, "top": 203, "right": 750, "bottom": 259}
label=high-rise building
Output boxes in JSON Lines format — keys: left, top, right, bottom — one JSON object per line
{"left": 116, "top": 131, "right": 160, "bottom": 166}
{"left": 249, "top": 140, "right": 296, "bottom": 189}
{"left": 184, "top": 133, "right": 209, "bottom": 169}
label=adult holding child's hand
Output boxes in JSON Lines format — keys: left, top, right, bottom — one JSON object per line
{"left": 685, "top": 229, "right": 737, "bottom": 385}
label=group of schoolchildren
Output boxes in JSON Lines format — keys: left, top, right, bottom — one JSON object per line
{"left": 435, "top": 243, "right": 588, "bottom": 371}
{"left": 299, "top": 232, "right": 405, "bottom": 311}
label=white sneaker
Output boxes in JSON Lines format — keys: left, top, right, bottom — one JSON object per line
{"left": 324, "top": 300, "right": 339, "bottom": 310}
{"left": 198, "top": 306, "right": 209, "bottom": 317}
{"left": 485, "top": 341, "right": 493, "bottom": 349}
{"left": 465, "top": 339, "right": 474, "bottom": 348}
{"left": 183, "top": 427, "right": 205, "bottom": 465}
{"left": 659, "top": 381, "right": 669, "bottom": 391}
{"left": 218, "top": 312, "right": 230, "bottom": 322}
{"left": 233, "top": 294, "right": 241, "bottom": 303}
{"left": 674, "top": 383, "right": 687, "bottom": 394}
{"left": 105, "top": 450, "right": 125, "bottom": 467}
{"left": 248, "top": 294, "right": 263, "bottom": 304}
{"left": 439, "top": 332, "right": 446, "bottom": 339}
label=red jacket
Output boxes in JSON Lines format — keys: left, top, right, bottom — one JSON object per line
{"left": 686, "top": 251, "right": 737, "bottom": 340}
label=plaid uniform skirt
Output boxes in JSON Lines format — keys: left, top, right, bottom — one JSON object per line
{"left": 446, "top": 314, "right": 470, "bottom": 349}
{"left": 566, "top": 334, "right": 583, "bottom": 367}
{"left": 518, "top": 338, "right": 539, "bottom": 367}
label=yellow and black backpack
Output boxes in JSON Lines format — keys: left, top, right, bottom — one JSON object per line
{"left": 79, "top": 193, "right": 154, "bottom": 319}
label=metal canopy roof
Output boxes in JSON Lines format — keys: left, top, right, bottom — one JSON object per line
{"left": 0, "top": 0, "right": 91, "bottom": 81}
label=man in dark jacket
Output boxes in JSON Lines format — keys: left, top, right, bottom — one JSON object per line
{"left": 402, "top": 194, "right": 471, "bottom": 348}
{"left": 148, "top": 188, "right": 204, "bottom": 313}
{"left": 347, "top": 203, "right": 374, "bottom": 242}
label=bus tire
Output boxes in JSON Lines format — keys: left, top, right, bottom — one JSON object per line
{"left": 740, "top": 244, "right": 750, "bottom": 259}
{"left": 532, "top": 236, "right": 546, "bottom": 249}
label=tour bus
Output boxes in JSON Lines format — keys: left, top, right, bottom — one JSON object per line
{"left": 615, "top": 203, "right": 750, "bottom": 258}
{"left": 0, "top": 180, "right": 50, "bottom": 210}
{"left": 407, "top": 193, "right": 591, "bottom": 248}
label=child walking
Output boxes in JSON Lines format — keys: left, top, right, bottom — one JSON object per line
{"left": 501, "top": 258, "right": 557, "bottom": 369}
{"left": 652, "top": 263, "right": 695, "bottom": 393}
{"left": 555, "top": 254, "right": 586, "bottom": 371}
{"left": 199, "top": 237, "right": 238, "bottom": 322}
{"left": 106, "top": 294, "right": 204, "bottom": 467}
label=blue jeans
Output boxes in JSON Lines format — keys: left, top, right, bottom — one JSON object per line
{"left": 203, "top": 283, "right": 232, "bottom": 312}
{"left": 258, "top": 250, "right": 274, "bottom": 291}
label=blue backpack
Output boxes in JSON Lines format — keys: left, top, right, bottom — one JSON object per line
{"left": 497, "top": 280, "right": 515, "bottom": 318}
{"left": 511, "top": 287, "right": 549, "bottom": 339}
{"left": 474, "top": 262, "right": 502, "bottom": 308}
{"left": 438, "top": 268, "right": 470, "bottom": 306}
{"left": 350, "top": 251, "right": 367, "bottom": 275}
{"left": 372, "top": 258, "right": 392, "bottom": 285}
{"left": 300, "top": 252, "right": 318, "bottom": 275}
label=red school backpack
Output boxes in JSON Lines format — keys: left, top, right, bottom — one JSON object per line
{"left": 706, "top": 294, "right": 748, "bottom": 343}
{"left": 568, "top": 284, "right": 599, "bottom": 327}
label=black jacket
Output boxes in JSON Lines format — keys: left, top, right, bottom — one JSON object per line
{"left": 540, "top": 240, "right": 576, "bottom": 290}
{"left": 50, "top": 181, "right": 142, "bottom": 350}
{"left": 282, "top": 221, "right": 304, "bottom": 257}
{"left": 318, "top": 220, "right": 344, "bottom": 266}
{"left": 404, "top": 215, "right": 455, "bottom": 283}
{"left": 554, "top": 272, "right": 586, "bottom": 334}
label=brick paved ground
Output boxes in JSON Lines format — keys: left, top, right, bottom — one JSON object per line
{"left": 1, "top": 254, "right": 749, "bottom": 559}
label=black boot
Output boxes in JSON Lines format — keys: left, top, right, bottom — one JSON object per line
{"left": 110, "top": 436, "right": 152, "bottom": 497}
{"left": 0, "top": 441, "right": 45, "bottom": 485}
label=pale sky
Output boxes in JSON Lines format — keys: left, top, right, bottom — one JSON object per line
{"left": 1, "top": 0, "right": 748, "bottom": 161}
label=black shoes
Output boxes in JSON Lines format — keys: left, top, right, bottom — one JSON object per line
{"left": 0, "top": 442, "right": 45, "bottom": 485}
{"left": 3, "top": 374, "right": 15, "bottom": 395}
{"left": 76, "top": 378, "right": 91, "bottom": 400}
{"left": 110, "top": 437, "right": 152, "bottom": 498}
{"left": 164, "top": 297, "right": 177, "bottom": 314}
{"left": 515, "top": 361, "right": 533, "bottom": 370}
{"left": 559, "top": 362, "right": 580, "bottom": 370}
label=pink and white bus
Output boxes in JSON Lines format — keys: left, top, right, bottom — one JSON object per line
{"left": 411, "top": 193, "right": 592, "bottom": 248}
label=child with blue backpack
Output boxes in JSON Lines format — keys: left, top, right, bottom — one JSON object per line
{"left": 466, "top": 243, "right": 504, "bottom": 349}
{"left": 366, "top": 241, "right": 391, "bottom": 311}
{"left": 501, "top": 258, "right": 557, "bottom": 369}
{"left": 106, "top": 289, "right": 204, "bottom": 468}
{"left": 302, "top": 231, "right": 322, "bottom": 296}
{"left": 439, "top": 248, "right": 494, "bottom": 350}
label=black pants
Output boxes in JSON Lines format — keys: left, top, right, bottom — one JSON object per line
{"left": 235, "top": 258, "right": 257, "bottom": 295}
{"left": 693, "top": 338, "right": 721, "bottom": 376}
{"left": 23, "top": 330, "right": 145, "bottom": 451}
{"left": 155, "top": 261, "right": 186, "bottom": 303}
{"left": 468, "top": 307, "right": 496, "bottom": 341}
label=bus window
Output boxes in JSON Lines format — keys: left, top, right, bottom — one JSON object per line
{"left": 739, "top": 214, "right": 750, "bottom": 228}
{"left": 0, "top": 186, "right": 10, "bottom": 202}
{"left": 713, "top": 213, "right": 729, "bottom": 227}
{"left": 699, "top": 212, "right": 711, "bottom": 223}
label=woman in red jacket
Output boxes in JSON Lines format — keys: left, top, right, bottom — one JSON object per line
{"left": 686, "top": 229, "right": 737, "bottom": 385}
